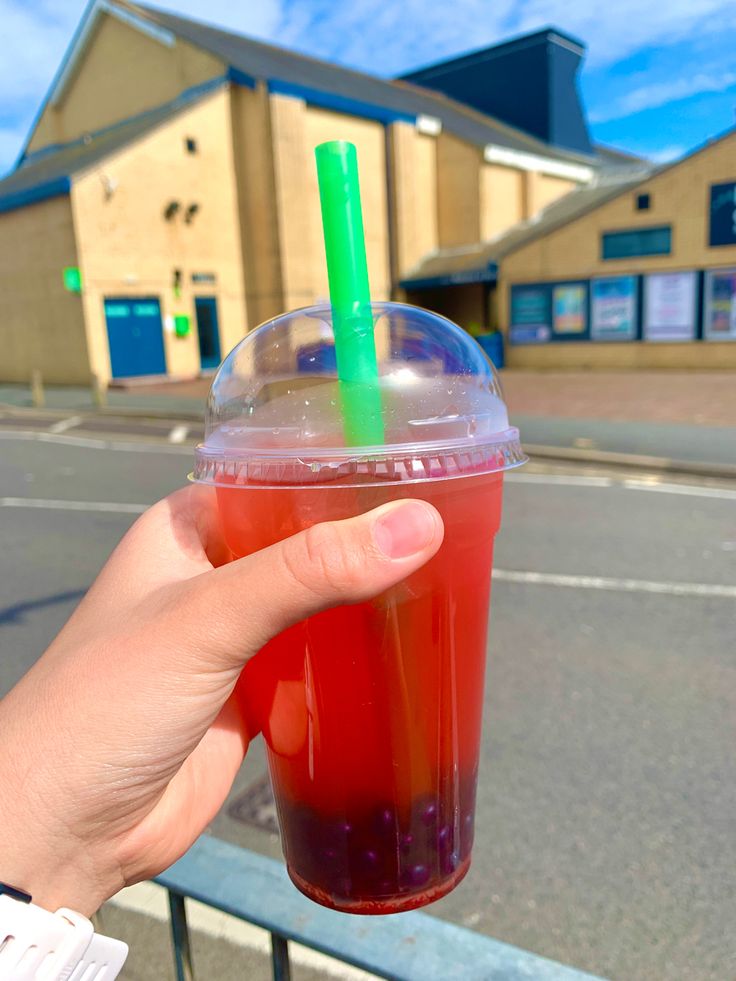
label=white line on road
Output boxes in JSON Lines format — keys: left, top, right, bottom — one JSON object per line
{"left": 506, "top": 472, "right": 614, "bottom": 487}
{"left": 0, "top": 430, "right": 191, "bottom": 454}
{"left": 0, "top": 497, "right": 147, "bottom": 514}
{"left": 48, "top": 414, "right": 82, "bottom": 434}
{"left": 622, "top": 479, "right": 736, "bottom": 500}
{"left": 108, "top": 881, "right": 374, "bottom": 980}
{"left": 168, "top": 423, "right": 189, "bottom": 444}
{"left": 493, "top": 569, "right": 736, "bottom": 599}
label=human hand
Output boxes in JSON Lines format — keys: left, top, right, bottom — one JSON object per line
{"left": 0, "top": 486, "right": 443, "bottom": 915}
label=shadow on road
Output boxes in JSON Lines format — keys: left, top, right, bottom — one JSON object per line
{"left": 0, "top": 589, "right": 86, "bottom": 625}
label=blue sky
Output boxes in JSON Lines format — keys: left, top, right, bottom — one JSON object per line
{"left": 2, "top": 0, "right": 736, "bottom": 174}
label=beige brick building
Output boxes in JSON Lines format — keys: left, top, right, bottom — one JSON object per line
{"left": 4, "top": 0, "right": 709, "bottom": 383}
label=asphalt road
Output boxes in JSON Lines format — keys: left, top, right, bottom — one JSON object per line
{"left": 1, "top": 429, "right": 735, "bottom": 981}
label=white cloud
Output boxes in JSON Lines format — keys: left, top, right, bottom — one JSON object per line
{"left": 590, "top": 71, "right": 736, "bottom": 123}
{"left": 515, "top": 0, "right": 736, "bottom": 67}
{"left": 647, "top": 144, "right": 687, "bottom": 163}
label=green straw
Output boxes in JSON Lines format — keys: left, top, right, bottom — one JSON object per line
{"left": 315, "top": 140, "right": 384, "bottom": 446}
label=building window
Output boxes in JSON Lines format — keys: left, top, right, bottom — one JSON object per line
{"left": 636, "top": 193, "right": 650, "bottom": 211}
{"left": 602, "top": 226, "right": 671, "bottom": 260}
{"left": 185, "top": 137, "right": 198, "bottom": 154}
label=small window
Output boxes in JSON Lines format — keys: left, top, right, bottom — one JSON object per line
{"left": 185, "top": 137, "right": 198, "bottom": 154}
{"left": 636, "top": 193, "right": 650, "bottom": 211}
{"left": 602, "top": 226, "right": 671, "bottom": 260}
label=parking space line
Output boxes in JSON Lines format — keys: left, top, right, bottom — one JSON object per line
{"left": 493, "top": 569, "right": 736, "bottom": 599}
{"left": 168, "top": 424, "right": 189, "bottom": 443}
{"left": 0, "top": 497, "right": 147, "bottom": 514}
{"left": 48, "top": 415, "right": 83, "bottom": 434}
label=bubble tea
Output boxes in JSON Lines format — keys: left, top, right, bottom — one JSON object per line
{"left": 193, "top": 301, "right": 526, "bottom": 913}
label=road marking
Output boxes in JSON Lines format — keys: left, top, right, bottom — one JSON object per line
{"left": 0, "top": 430, "right": 191, "bottom": 454}
{"left": 108, "top": 881, "right": 374, "bottom": 980}
{"left": 507, "top": 473, "right": 614, "bottom": 487}
{"left": 0, "top": 497, "right": 147, "bottom": 514}
{"left": 168, "top": 423, "right": 189, "bottom": 444}
{"left": 48, "top": 414, "right": 82, "bottom": 434}
{"left": 493, "top": 569, "right": 736, "bottom": 599}
{"left": 622, "top": 479, "right": 736, "bottom": 501}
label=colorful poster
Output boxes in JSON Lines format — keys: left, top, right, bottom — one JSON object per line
{"left": 591, "top": 276, "right": 638, "bottom": 341}
{"left": 704, "top": 268, "right": 736, "bottom": 341}
{"left": 643, "top": 272, "right": 698, "bottom": 342}
{"left": 510, "top": 286, "right": 551, "bottom": 344}
{"left": 552, "top": 284, "right": 587, "bottom": 335}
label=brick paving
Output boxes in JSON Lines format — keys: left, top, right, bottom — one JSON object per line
{"left": 499, "top": 371, "right": 735, "bottom": 428}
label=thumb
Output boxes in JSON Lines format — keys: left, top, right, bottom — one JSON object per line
{"left": 172, "top": 499, "right": 444, "bottom": 672}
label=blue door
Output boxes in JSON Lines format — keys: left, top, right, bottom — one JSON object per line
{"left": 194, "top": 296, "right": 222, "bottom": 370}
{"left": 104, "top": 297, "right": 167, "bottom": 378}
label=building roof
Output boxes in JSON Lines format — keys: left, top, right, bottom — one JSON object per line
{"left": 125, "top": 1, "right": 599, "bottom": 166}
{"left": 400, "top": 174, "right": 650, "bottom": 289}
{"left": 0, "top": 79, "right": 223, "bottom": 214}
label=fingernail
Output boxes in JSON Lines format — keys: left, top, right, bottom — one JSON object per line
{"left": 373, "top": 502, "right": 437, "bottom": 559}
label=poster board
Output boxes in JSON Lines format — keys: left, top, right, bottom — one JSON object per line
{"left": 704, "top": 267, "right": 736, "bottom": 341}
{"left": 643, "top": 272, "right": 698, "bottom": 342}
{"left": 590, "top": 276, "right": 638, "bottom": 341}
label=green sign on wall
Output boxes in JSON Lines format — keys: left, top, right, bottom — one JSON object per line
{"left": 174, "top": 314, "right": 191, "bottom": 337}
{"left": 63, "top": 266, "right": 82, "bottom": 293}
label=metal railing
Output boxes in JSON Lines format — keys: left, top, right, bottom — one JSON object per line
{"left": 155, "top": 836, "right": 606, "bottom": 981}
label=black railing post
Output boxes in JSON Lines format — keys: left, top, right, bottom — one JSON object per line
{"left": 270, "top": 933, "right": 292, "bottom": 981}
{"left": 168, "top": 890, "right": 195, "bottom": 981}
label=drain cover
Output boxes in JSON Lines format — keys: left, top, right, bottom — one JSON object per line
{"left": 228, "top": 773, "right": 279, "bottom": 834}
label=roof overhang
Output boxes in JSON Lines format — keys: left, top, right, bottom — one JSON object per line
{"left": 399, "top": 262, "right": 497, "bottom": 291}
{"left": 484, "top": 144, "right": 595, "bottom": 183}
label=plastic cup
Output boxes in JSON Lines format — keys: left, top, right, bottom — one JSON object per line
{"left": 193, "top": 301, "right": 526, "bottom": 914}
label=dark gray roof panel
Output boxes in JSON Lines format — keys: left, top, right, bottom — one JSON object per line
{"left": 130, "top": 2, "right": 599, "bottom": 164}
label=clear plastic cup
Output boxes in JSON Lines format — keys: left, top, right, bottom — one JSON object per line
{"left": 193, "top": 301, "right": 525, "bottom": 914}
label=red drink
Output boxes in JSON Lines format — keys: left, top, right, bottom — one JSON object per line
{"left": 218, "top": 470, "right": 503, "bottom": 914}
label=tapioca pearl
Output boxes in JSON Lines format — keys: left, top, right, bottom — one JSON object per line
{"left": 375, "top": 806, "right": 396, "bottom": 833}
{"left": 404, "top": 864, "right": 430, "bottom": 887}
{"left": 441, "top": 850, "right": 461, "bottom": 875}
{"left": 361, "top": 848, "right": 380, "bottom": 868}
{"left": 420, "top": 801, "right": 438, "bottom": 826}
{"left": 437, "top": 825, "right": 451, "bottom": 845}
{"left": 399, "top": 832, "right": 414, "bottom": 851}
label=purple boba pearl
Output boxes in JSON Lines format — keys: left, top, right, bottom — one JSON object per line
{"left": 437, "top": 825, "right": 451, "bottom": 845}
{"left": 420, "top": 802, "right": 438, "bottom": 826}
{"left": 323, "top": 847, "right": 338, "bottom": 862}
{"left": 362, "top": 849, "right": 379, "bottom": 868}
{"left": 376, "top": 807, "right": 396, "bottom": 832}
{"left": 406, "top": 864, "right": 430, "bottom": 886}
{"left": 400, "top": 833, "right": 414, "bottom": 851}
{"left": 441, "top": 850, "right": 460, "bottom": 874}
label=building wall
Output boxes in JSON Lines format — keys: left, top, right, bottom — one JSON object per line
{"left": 525, "top": 172, "right": 577, "bottom": 217}
{"left": 71, "top": 87, "right": 247, "bottom": 382}
{"left": 0, "top": 195, "right": 90, "bottom": 383}
{"left": 499, "top": 130, "right": 736, "bottom": 368}
{"left": 268, "top": 95, "right": 392, "bottom": 309}
{"left": 230, "top": 83, "right": 285, "bottom": 329}
{"left": 436, "top": 132, "right": 481, "bottom": 247}
{"left": 390, "top": 122, "right": 439, "bottom": 278}
{"left": 28, "top": 11, "right": 224, "bottom": 154}
{"left": 480, "top": 163, "right": 525, "bottom": 240}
